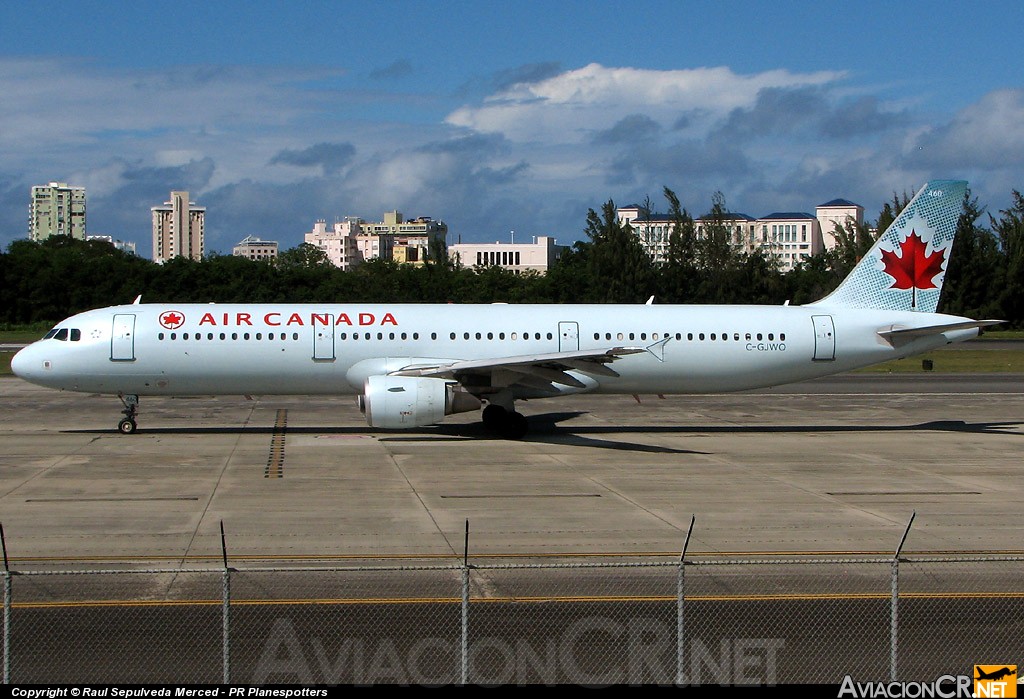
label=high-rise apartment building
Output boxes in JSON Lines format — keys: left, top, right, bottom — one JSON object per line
{"left": 151, "top": 191, "right": 205, "bottom": 263}
{"left": 29, "top": 181, "right": 87, "bottom": 241}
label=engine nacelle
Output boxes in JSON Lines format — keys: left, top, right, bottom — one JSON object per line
{"left": 359, "top": 375, "right": 481, "bottom": 429}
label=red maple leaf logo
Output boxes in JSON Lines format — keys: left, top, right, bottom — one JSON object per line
{"left": 159, "top": 311, "right": 185, "bottom": 329}
{"left": 879, "top": 230, "right": 946, "bottom": 290}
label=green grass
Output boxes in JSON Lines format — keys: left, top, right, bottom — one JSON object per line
{"left": 855, "top": 349, "right": 1024, "bottom": 373}
{"left": 0, "top": 329, "right": 48, "bottom": 343}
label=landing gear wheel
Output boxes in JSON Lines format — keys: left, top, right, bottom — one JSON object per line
{"left": 482, "top": 404, "right": 506, "bottom": 429}
{"left": 117, "top": 393, "right": 140, "bottom": 435}
{"left": 499, "top": 411, "right": 529, "bottom": 440}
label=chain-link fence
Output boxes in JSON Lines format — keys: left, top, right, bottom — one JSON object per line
{"left": 3, "top": 552, "right": 1021, "bottom": 685}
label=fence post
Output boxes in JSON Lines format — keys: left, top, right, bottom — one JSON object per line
{"left": 890, "top": 511, "right": 915, "bottom": 682}
{"left": 676, "top": 515, "right": 695, "bottom": 687}
{"left": 221, "top": 521, "right": 231, "bottom": 685}
{"left": 461, "top": 519, "right": 470, "bottom": 686}
{"left": 2, "top": 523, "right": 10, "bottom": 685}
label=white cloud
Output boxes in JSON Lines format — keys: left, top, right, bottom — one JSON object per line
{"left": 909, "top": 89, "right": 1024, "bottom": 168}
{"left": 446, "top": 63, "right": 844, "bottom": 143}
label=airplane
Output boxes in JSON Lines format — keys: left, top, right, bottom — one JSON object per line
{"left": 11, "top": 179, "right": 1002, "bottom": 439}
{"left": 975, "top": 667, "right": 1016, "bottom": 682}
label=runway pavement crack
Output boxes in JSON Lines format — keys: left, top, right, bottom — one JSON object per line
{"left": 174, "top": 398, "right": 260, "bottom": 575}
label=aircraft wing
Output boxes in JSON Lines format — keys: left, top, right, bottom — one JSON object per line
{"left": 390, "top": 346, "right": 646, "bottom": 390}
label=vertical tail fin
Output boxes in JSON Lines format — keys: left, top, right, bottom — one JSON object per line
{"left": 809, "top": 179, "right": 967, "bottom": 312}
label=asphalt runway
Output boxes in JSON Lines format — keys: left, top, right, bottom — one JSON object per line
{"left": 1, "top": 372, "right": 1023, "bottom": 563}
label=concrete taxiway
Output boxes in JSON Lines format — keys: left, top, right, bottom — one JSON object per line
{"left": 1, "top": 373, "right": 1022, "bottom": 565}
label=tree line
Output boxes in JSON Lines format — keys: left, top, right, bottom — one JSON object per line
{"left": 2, "top": 187, "right": 1022, "bottom": 328}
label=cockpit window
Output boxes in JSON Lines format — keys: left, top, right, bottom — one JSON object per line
{"left": 54, "top": 328, "right": 69, "bottom": 341}
{"left": 43, "top": 329, "right": 58, "bottom": 339}
{"left": 70, "top": 329, "right": 81, "bottom": 341}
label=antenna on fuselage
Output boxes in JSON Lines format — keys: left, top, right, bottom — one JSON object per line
{"left": 132, "top": 295, "right": 142, "bottom": 305}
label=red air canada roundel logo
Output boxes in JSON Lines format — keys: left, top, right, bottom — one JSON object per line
{"left": 159, "top": 310, "right": 186, "bottom": 330}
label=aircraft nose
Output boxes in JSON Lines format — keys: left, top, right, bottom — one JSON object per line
{"left": 11, "top": 344, "right": 41, "bottom": 381}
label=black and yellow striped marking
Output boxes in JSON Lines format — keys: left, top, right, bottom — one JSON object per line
{"left": 265, "top": 409, "right": 287, "bottom": 478}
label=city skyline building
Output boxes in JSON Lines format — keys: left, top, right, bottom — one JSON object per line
{"left": 232, "top": 235, "right": 278, "bottom": 261}
{"left": 448, "top": 235, "right": 566, "bottom": 274}
{"left": 29, "top": 181, "right": 87, "bottom": 241}
{"left": 151, "top": 190, "right": 205, "bottom": 263}
{"left": 304, "top": 211, "right": 447, "bottom": 269}
{"left": 619, "top": 195, "right": 857, "bottom": 272}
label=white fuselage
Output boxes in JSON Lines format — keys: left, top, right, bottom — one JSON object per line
{"left": 11, "top": 302, "right": 977, "bottom": 398}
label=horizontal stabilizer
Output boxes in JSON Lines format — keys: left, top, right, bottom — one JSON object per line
{"left": 877, "top": 319, "right": 1004, "bottom": 344}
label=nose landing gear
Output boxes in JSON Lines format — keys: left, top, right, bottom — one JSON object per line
{"left": 117, "top": 393, "right": 139, "bottom": 434}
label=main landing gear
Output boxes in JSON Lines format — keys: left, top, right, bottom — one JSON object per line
{"left": 481, "top": 403, "right": 529, "bottom": 440}
{"left": 117, "top": 393, "right": 139, "bottom": 434}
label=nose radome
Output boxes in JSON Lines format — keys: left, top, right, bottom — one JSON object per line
{"left": 11, "top": 344, "right": 39, "bottom": 381}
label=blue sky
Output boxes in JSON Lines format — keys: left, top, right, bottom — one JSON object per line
{"left": 2, "top": 0, "right": 1023, "bottom": 256}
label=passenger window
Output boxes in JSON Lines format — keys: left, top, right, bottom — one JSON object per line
{"left": 244, "top": 333, "right": 250, "bottom": 340}
{"left": 256, "top": 333, "right": 262, "bottom": 340}
{"left": 594, "top": 333, "right": 600, "bottom": 340}
{"left": 70, "top": 329, "right": 81, "bottom": 341}
{"left": 159, "top": 332, "right": 165, "bottom": 341}
{"left": 219, "top": 333, "right": 226, "bottom": 340}
{"left": 268, "top": 333, "right": 275, "bottom": 340}
{"left": 640, "top": 333, "right": 647, "bottom": 341}
{"left": 768, "top": 333, "right": 774, "bottom": 341}
{"left": 430, "top": 333, "right": 436, "bottom": 340}
{"left": 412, "top": 333, "right": 419, "bottom": 340}
{"left": 757, "top": 333, "right": 763, "bottom": 341}
{"left": 487, "top": 332, "right": 493, "bottom": 340}
{"left": 183, "top": 333, "right": 189, "bottom": 340}
{"left": 652, "top": 333, "right": 659, "bottom": 340}
{"left": 629, "top": 333, "right": 635, "bottom": 340}
{"left": 475, "top": 333, "right": 481, "bottom": 340}
{"left": 464, "top": 332, "right": 470, "bottom": 340}
{"left": 734, "top": 333, "right": 739, "bottom": 341}
{"left": 400, "top": 333, "right": 406, "bottom": 340}
{"left": 340, "top": 333, "right": 347, "bottom": 340}
{"left": 710, "top": 333, "right": 716, "bottom": 341}
{"left": 365, "top": 333, "right": 371, "bottom": 340}
{"left": 746, "top": 333, "right": 752, "bottom": 341}
{"left": 511, "top": 332, "right": 518, "bottom": 340}
{"left": 207, "top": 333, "right": 214, "bottom": 340}
{"left": 616, "top": 333, "right": 623, "bottom": 341}
{"left": 546, "top": 333, "right": 552, "bottom": 340}
{"left": 450, "top": 332, "right": 456, "bottom": 340}
{"left": 499, "top": 333, "right": 505, "bottom": 340}
{"left": 699, "top": 333, "right": 705, "bottom": 340}
{"left": 232, "top": 333, "right": 238, "bottom": 340}
{"left": 292, "top": 333, "right": 298, "bottom": 340}
{"left": 780, "top": 333, "right": 786, "bottom": 341}
{"left": 605, "top": 333, "right": 612, "bottom": 340}
{"left": 170, "top": 333, "right": 177, "bottom": 340}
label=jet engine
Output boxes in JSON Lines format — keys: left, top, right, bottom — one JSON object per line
{"left": 359, "top": 375, "right": 481, "bottom": 429}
